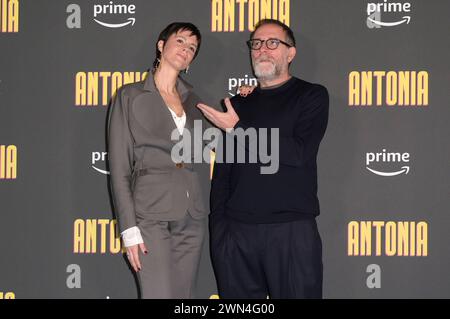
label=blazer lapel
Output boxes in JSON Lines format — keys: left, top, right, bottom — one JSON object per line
{"left": 141, "top": 73, "right": 194, "bottom": 147}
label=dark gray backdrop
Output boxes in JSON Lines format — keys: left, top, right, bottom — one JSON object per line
{"left": 0, "top": 0, "right": 449, "bottom": 298}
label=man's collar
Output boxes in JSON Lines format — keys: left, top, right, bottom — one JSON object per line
{"left": 143, "top": 73, "right": 193, "bottom": 100}
{"left": 258, "top": 75, "right": 293, "bottom": 90}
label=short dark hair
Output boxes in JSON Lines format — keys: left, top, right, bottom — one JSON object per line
{"left": 152, "top": 22, "right": 202, "bottom": 71}
{"left": 250, "top": 19, "right": 296, "bottom": 47}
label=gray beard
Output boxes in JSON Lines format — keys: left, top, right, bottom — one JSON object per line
{"left": 253, "top": 59, "right": 282, "bottom": 81}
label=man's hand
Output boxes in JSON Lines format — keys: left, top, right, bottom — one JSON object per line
{"left": 197, "top": 98, "right": 239, "bottom": 132}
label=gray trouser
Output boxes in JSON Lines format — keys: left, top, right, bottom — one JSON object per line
{"left": 136, "top": 212, "right": 206, "bottom": 299}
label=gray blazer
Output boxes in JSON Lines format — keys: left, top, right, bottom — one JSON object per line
{"left": 107, "top": 74, "right": 212, "bottom": 233}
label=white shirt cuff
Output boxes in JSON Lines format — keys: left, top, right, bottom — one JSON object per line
{"left": 121, "top": 226, "right": 144, "bottom": 247}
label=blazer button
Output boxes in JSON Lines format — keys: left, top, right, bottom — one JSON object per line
{"left": 175, "top": 162, "right": 184, "bottom": 168}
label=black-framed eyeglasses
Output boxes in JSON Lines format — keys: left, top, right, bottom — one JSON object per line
{"left": 246, "top": 38, "right": 293, "bottom": 50}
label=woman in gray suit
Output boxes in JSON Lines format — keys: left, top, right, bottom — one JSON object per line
{"left": 108, "top": 22, "right": 209, "bottom": 298}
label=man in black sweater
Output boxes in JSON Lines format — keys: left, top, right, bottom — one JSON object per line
{"left": 197, "top": 19, "right": 329, "bottom": 298}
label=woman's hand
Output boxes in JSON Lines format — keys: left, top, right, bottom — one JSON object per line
{"left": 237, "top": 85, "right": 256, "bottom": 97}
{"left": 125, "top": 242, "right": 148, "bottom": 272}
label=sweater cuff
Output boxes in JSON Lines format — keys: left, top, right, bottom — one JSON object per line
{"left": 226, "top": 119, "right": 249, "bottom": 134}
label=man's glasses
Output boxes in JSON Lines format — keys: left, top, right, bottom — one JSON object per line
{"left": 246, "top": 38, "right": 293, "bottom": 50}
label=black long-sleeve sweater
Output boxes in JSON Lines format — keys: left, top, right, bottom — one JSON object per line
{"left": 210, "top": 76, "right": 329, "bottom": 223}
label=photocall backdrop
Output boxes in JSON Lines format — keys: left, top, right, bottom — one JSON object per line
{"left": 0, "top": 0, "right": 449, "bottom": 299}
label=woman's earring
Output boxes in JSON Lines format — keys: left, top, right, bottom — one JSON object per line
{"left": 185, "top": 65, "right": 189, "bottom": 74}
{"left": 154, "top": 58, "right": 161, "bottom": 71}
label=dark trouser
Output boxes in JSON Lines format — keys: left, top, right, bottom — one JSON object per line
{"left": 210, "top": 214, "right": 323, "bottom": 299}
